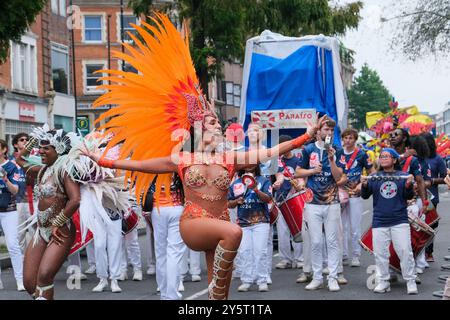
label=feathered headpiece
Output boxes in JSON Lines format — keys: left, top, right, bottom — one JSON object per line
{"left": 92, "top": 12, "right": 216, "bottom": 203}
{"left": 30, "top": 123, "right": 80, "bottom": 155}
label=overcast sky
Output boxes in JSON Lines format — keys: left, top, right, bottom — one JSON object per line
{"left": 336, "top": 0, "right": 450, "bottom": 115}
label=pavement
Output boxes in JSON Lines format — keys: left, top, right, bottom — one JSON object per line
{"left": 0, "top": 189, "right": 449, "bottom": 300}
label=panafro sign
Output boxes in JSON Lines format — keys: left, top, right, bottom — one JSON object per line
{"left": 251, "top": 109, "right": 316, "bottom": 129}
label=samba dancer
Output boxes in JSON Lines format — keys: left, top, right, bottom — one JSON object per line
{"left": 272, "top": 135, "right": 304, "bottom": 270}
{"left": 14, "top": 127, "right": 80, "bottom": 300}
{"left": 361, "top": 148, "right": 418, "bottom": 295}
{"left": 81, "top": 13, "right": 322, "bottom": 300}
{"left": 296, "top": 117, "right": 346, "bottom": 292}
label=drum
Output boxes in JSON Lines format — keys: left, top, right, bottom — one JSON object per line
{"left": 360, "top": 218, "right": 435, "bottom": 273}
{"left": 425, "top": 207, "right": 440, "bottom": 227}
{"left": 122, "top": 208, "right": 140, "bottom": 235}
{"left": 268, "top": 201, "right": 280, "bottom": 225}
{"left": 278, "top": 191, "right": 308, "bottom": 242}
{"left": 69, "top": 210, "right": 93, "bottom": 256}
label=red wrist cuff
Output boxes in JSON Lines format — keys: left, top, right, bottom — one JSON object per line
{"left": 98, "top": 158, "right": 115, "bottom": 169}
{"left": 291, "top": 133, "right": 311, "bottom": 149}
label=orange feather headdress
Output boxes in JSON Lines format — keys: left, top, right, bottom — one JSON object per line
{"left": 93, "top": 12, "right": 214, "bottom": 203}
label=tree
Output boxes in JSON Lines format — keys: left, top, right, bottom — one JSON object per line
{"left": 129, "top": 0, "right": 363, "bottom": 96}
{"left": 347, "top": 63, "right": 392, "bottom": 130}
{"left": 0, "top": 0, "right": 47, "bottom": 63}
{"left": 387, "top": 0, "right": 450, "bottom": 60}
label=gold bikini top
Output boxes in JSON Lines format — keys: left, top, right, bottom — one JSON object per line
{"left": 184, "top": 166, "right": 231, "bottom": 191}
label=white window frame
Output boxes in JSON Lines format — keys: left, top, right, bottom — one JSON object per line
{"left": 82, "top": 13, "right": 106, "bottom": 44}
{"left": 116, "top": 13, "right": 140, "bottom": 43}
{"left": 82, "top": 60, "right": 107, "bottom": 95}
{"left": 10, "top": 35, "right": 38, "bottom": 95}
{"left": 59, "top": 0, "right": 67, "bottom": 17}
{"left": 51, "top": 0, "right": 58, "bottom": 14}
{"left": 51, "top": 42, "right": 70, "bottom": 95}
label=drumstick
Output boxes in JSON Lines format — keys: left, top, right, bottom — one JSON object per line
{"left": 361, "top": 175, "right": 410, "bottom": 181}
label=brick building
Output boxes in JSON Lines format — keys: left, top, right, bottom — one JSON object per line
{"left": 0, "top": 0, "right": 75, "bottom": 145}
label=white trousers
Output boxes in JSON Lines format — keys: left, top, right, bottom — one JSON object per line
{"left": 151, "top": 206, "right": 185, "bottom": 300}
{"left": 302, "top": 216, "right": 331, "bottom": 273}
{"left": 16, "top": 202, "right": 33, "bottom": 252}
{"left": 86, "top": 241, "right": 95, "bottom": 267}
{"left": 145, "top": 221, "right": 156, "bottom": 268}
{"left": 121, "top": 228, "right": 142, "bottom": 271}
{"left": 0, "top": 211, "right": 23, "bottom": 280}
{"left": 93, "top": 218, "right": 123, "bottom": 280}
{"left": 276, "top": 213, "right": 303, "bottom": 262}
{"left": 407, "top": 202, "right": 428, "bottom": 269}
{"left": 229, "top": 207, "right": 243, "bottom": 276}
{"left": 305, "top": 203, "right": 341, "bottom": 281}
{"left": 341, "top": 197, "right": 363, "bottom": 259}
{"left": 373, "top": 223, "right": 416, "bottom": 282}
{"left": 266, "top": 225, "right": 273, "bottom": 276}
{"left": 181, "top": 248, "right": 201, "bottom": 278}
{"left": 240, "top": 223, "right": 270, "bottom": 284}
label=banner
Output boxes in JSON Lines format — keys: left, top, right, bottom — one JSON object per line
{"left": 251, "top": 109, "right": 316, "bottom": 129}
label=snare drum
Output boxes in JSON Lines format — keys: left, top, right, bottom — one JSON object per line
{"left": 268, "top": 201, "right": 280, "bottom": 225}
{"left": 122, "top": 208, "right": 140, "bottom": 235}
{"left": 278, "top": 191, "right": 309, "bottom": 242}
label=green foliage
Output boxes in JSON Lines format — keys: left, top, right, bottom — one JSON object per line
{"left": 347, "top": 64, "right": 392, "bottom": 130}
{"left": 0, "top": 0, "right": 47, "bottom": 63}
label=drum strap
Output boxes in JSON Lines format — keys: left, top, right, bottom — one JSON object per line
{"left": 345, "top": 148, "right": 360, "bottom": 171}
{"left": 280, "top": 158, "right": 294, "bottom": 179}
{"left": 402, "top": 156, "right": 413, "bottom": 173}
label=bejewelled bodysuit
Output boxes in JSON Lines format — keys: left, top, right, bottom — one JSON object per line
{"left": 33, "top": 166, "right": 70, "bottom": 243}
{"left": 178, "top": 153, "right": 234, "bottom": 221}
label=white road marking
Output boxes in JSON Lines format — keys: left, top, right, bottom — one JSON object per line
{"left": 362, "top": 210, "right": 370, "bottom": 216}
{"left": 185, "top": 288, "right": 208, "bottom": 300}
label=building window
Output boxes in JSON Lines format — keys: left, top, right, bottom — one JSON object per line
{"left": 84, "top": 62, "right": 106, "bottom": 93}
{"left": 222, "top": 81, "right": 241, "bottom": 107}
{"left": 51, "top": 43, "right": 69, "bottom": 94}
{"left": 51, "top": 0, "right": 58, "bottom": 14}
{"left": 54, "top": 115, "right": 74, "bottom": 132}
{"left": 118, "top": 14, "right": 138, "bottom": 42}
{"left": 11, "top": 36, "right": 37, "bottom": 94}
{"left": 51, "top": 0, "right": 66, "bottom": 16}
{"left": 84, "top": 16, "right": 103, "bottom": 42}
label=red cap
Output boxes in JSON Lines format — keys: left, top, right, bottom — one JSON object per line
{"left": 226, "top": 123, "right": 245, "bottom": 143}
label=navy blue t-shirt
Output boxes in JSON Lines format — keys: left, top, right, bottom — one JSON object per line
{"left": 228, "top": 176, "right": 271, "bottom": 227}
{"left": 299, "top": 142, "right": 345, "bottom": 205}
{"left": 0, "top": 160, "right": 21, "bottom": 211}
{"left": 361, "top": 171, "right": 414, "bottom": 228}
{"left": 399, "top": 155, "right": 422, "bottom": 177}
{"left": 275, "top": 155, "right": 301, "bottom": 202}
{"left": 426, "top": 155, "right": 447, "bottom": 205}
{"left": 339, "top": 148, "right": 373, "bottom": 198}
{"left": 8, "top": 156, "right": 26, "bottom": 203}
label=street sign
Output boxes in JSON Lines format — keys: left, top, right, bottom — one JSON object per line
{"left": 76, "top": 116, "right": 90, "bottom": 136}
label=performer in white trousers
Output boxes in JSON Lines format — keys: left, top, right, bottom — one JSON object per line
{"left": 143, "top": 214, "right": 156, "bottom": 275}
{"left": 296, "top": 117, "right": 346, "bottom": 292}
{"left": 181, "top": 248, "right": 202, "bottom": 282}
{"left": 275, "top": 215, "right": 303, "bottom": 268}
{"left": 361, "top": 148, "right": 418, "bottom": 295}
{"left": 0, "top": 140, "right": 25, "bottom": 291}
{"left": 92, "top": 212, "right": 123, "bottom": 293}
{"left": 120, "top": 227, "right": 143, "bottom": 281}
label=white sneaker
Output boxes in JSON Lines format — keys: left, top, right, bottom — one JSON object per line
{"left": 351, "top": 257, "right": 361, "bottom": 267}
{"left": 275, "top": 260, "right": 292, "bottom": 269}
{"left": 407, "top": 280, "right": 418, "bottom": 295}
{"left": 111, "top": 279, "right": 122, "bottom": 293}
{"left": 258, "top": 283, "right": 269, "bottom": 292}
{"left": 157, "top": 286, "right": 160, "bottom": 292}
{"left": 0, "top": 279, "right": 3, "bottom": 290}
{"left": 328, "top": 278, "right": 340, "bottom": 292}
{"left": 92, "top": 278, "right": 109, "bottom": 292}
{"left": 416, "top": 267, "right": 424, "bottom": 274}
{"left": 266, "top": 275, "right": 272, "bottom": 285}
{"left": 374, "top": 281, "right": 391, "bottom": 293}
{"left": 146, "top": 265, "right": 156, "bottom": 275}
{"left": 191, "top": 275, "right": 201, "bottom": 282}
{"left": 238, "top": 283, "right": 251, "bottom": 292}
{"left": 118, "top": 271, "right": 128, "bottom": 281}
{"left": 133, "top": 269, "right": 143, "bottom": 281}
{"left": 178, "top": 281, "right": 185, "bottom": 292}
{"left": 337, "top": 273, "right": 348, "bottom": 285}
{"left": 17, "top": 279, "right": 26, "bottom": 291}
{"left": 85, "top": 265, "right": 96, "bottom": 274}
{"left": 322, "top": 267, "right": 330, "bottom": 275}
{"left": 305, "top": 279, "right": 323, "bottom": 290}
{"left": 296, "top": 272, "right": 312, "bottom": 283}
{"left": 294, "top": 260, "right": 304, "bottom": 269}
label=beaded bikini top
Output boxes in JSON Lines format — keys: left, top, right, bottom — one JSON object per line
{"left": 34, "top": 166, "right": 67, "bottom": 200}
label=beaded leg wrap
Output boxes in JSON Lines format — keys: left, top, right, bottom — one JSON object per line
{"left": 208, "top": 244, "right": 237, "bottom": 300}
{"left": 443, "top": 278, "right": 450, "bottom": 300}
{"left": 35, "top": 284, "right": 54, "bottom": 300}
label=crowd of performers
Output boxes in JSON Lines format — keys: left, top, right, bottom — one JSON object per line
{"left": 0, "top": 12, "right": 449, "bottom": 300}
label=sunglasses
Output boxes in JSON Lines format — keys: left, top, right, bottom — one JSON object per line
{"left": 389, "top": 132, "right": 400, "bottom": 138}
{"left": 19, "top": 138, "right": 29, "bottom": 142}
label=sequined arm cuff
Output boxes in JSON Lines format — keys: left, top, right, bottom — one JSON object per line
{"left": 291, "top": 133, "right": 311, "bottom": 149}
{"left": 98, "top": 158, "right": 115, "bottom": 168}
{"left": 52, "top": 211, "right": 70, "bottom": 228}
